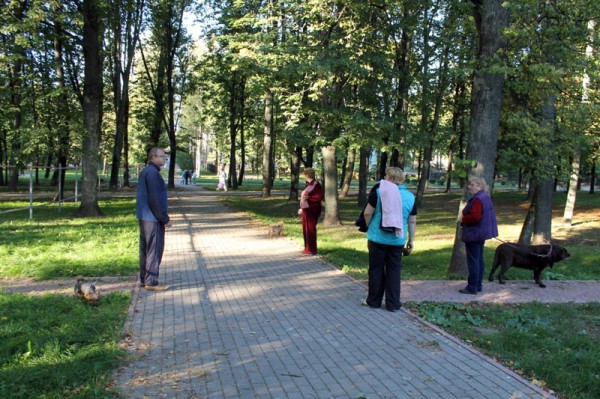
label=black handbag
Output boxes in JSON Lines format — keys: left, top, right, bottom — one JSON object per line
{"left": 354, "top": 206, "right": 368, "bottom": 232}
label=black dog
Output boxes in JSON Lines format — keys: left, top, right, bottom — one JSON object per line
{"left": 488, "top": 243, "right": 570, "bottom": 288}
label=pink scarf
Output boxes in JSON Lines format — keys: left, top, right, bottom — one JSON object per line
{"left": 300, "top": 181, "right": 316, "bottom": 209}
{"left": 379, "top": 179, "right": 404, "bottom": 237}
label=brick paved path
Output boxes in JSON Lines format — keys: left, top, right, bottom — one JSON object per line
{"left": 115, "top": 189, "right": 554, "bottom": 398}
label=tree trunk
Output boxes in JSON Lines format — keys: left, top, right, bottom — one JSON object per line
{"left": 416, "top": 142, "right": 432, "bottom": 208}
{"left": 448, "top": 0, "right": 509, "bottom": 277}
{"left": 261, "top": 88, "right": 274, "bottom": 197}
{"left": 357, "top": 147, "right": 370, "bottom": 207}
{"left": 52, "top": 13, "right": 70, "bottom": 199}
{"left": 75, "top": 0, "right": 104, "bottom": 217}
{"left": 340, "top": 147, "right": 356, "bottom": 198}
{"left": 416, "top": 6, "right": 432, "bottom": 208}
{"left": 8, "top": 54, "right": 22, "bottom": 191}
{"left": 562, "top": 150, "right": 580, "bottom": 225}
{"left": 109, "top": 8, "right": 124, "bottom": 190}
{"left": 304, "top": 146, "right": 314, "bottom": 167}
{"left": 123, "top": 116, "right": 130, "bottom": 187}
{"left": 321, "top": 145, "right": 341, "bottom": 226}
{"left": 109, "top": 0, "right": 143, "bottom": 190}
{"left": 378, "top": 147, "right": 388, "bottom": 181}
{"left": 150, "top": 47, "right": 167, "bottom": 150}
{"left": 228, "top": 73, "right": 238, "bottom": 191}
{"left": 590, "top": 156, "right": 596, "bottom": 194}
{"left": 288, "top": 146, "right": 301, "bottom": 201}
{"left": 449, "top": 205, "right": 467, "bottom": 278}
{"left": 532, "top": 178, "right": 553, "bottom": 244}
{"left": 519, "top": 189, "right": 536, "bottom": 244}
{"left": 445, "top": 137, "right": 454, "bottom": 193}
{"left": 7, "top": 1, "right": 26, "bottom": 191}
{"left": 237, "top": 78, "right": 246, "bottom": 186}
{"left": 339, "top": 152, "right": 347, "bottom": 189}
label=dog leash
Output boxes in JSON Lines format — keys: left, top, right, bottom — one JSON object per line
{"left": 493, "top": 237, "right": 553, "bottom": 258}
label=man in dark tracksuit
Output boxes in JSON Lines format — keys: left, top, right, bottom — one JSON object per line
{"left": 136, "top": 148, "right": 172, "bottom": 291}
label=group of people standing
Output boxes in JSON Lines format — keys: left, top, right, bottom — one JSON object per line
{"left": 180, "top": 169, "right": 196, "bottom": 185}
{"left": 137, "top": 147, "right": 498, "bottom": 305}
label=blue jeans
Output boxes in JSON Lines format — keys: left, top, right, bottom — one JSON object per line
{"left": 465, "top": 241, "right": 485, "bottom": 292}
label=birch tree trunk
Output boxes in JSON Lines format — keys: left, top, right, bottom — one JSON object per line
{"left": 261, "top": 88, "right": 274, "bottom": 197}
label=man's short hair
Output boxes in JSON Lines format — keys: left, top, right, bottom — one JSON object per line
{"left": 148, "top": 147, "right": 163, "bottom": 162}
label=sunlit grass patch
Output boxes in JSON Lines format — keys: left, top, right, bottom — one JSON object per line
{"left": 0, "top": 197, "right": 138, "bottom": 279}
{"left": 407, "top": 302, "right": 600, "bottom": 399}
{"left": 0, "top": 291, "right": 131, "bottom": 398}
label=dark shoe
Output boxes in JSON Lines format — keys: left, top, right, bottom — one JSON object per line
{"left": 144, "top": 284, "right": 170, "bottom": 291}
{"left": 459, "top": 288, "right": 477, "bottom": 295}
{"left": 477, "top": 288, "right": 483, "bottom": 293}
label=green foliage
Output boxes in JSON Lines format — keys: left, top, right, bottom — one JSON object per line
{"left": 451, "top": 159, "right": 477, "bottom": 179}
{"left": 415, "top": 302, "right": 483, "bottom": 328}
{"left": 0, "top": 291, "right": 131, "bottom": 399}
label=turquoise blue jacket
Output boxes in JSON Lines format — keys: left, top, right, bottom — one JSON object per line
{"left": 366, "top": 185, "right": 415, "bottom": 246}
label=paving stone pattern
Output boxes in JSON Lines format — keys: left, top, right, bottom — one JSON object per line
{"left": 115, "top": 189, "right": 554, "bottom": 399}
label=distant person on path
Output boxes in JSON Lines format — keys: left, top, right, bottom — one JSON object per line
{"left": 363, "top": 167, "right": 416, "bottom": 312}
{"left": 191, "top": 170, "right": 197, "bottom": 185}
{"left": 459, "top": 176, "right": 498, "bottom": 295}
{"left": 217, "top": 165, "right": 228, "bottom": 191}
{"left": 136, "top": 147, "right": 172, "bottom": 291}
{"left": 297, "top": 167, "right": 324, "bottom": 255}
{"left": 180, "top": 170, "right": 186, "bottom": 185}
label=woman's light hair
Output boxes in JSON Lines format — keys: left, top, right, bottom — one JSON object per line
{"left": 469, "top": 176, "right": 489, "bottom": 192}
{"left": 303, "top": 167, "right": 316, "bottom": 179}
{"left": 385, "top": 167, "right": 404, "bottom": 184}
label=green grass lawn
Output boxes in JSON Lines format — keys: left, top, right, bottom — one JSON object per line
{"left": 0, "top": 197, "right": 138, "bottom": 279}
{"left": 407, "top": 301, "right": 600, "bottom": 399}
{"left": 0, "top": 291, "right": 131, "bottom": 398}
{"left": 1, "top": 196, "right": 137, "bottom": 398}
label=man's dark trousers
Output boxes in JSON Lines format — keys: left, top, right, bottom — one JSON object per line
{"left": 139, "top": 220, "right": 165, "bottom": 286}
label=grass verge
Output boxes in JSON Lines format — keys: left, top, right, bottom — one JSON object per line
{"left": 0, "top": 291, "right": 132, "bottom": 399}
{"left": 406, "top": 301, "right": 600, "bottom": 399}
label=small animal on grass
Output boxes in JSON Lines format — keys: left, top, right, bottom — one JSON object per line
{"left": 488, "top": 243, "right": 571, "bottom": 288}
{"left": 268, "top": 220, "right": 284, "bottom": 237}
{"left": 74, "top": 278, "right": 99, "bottom": 305}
